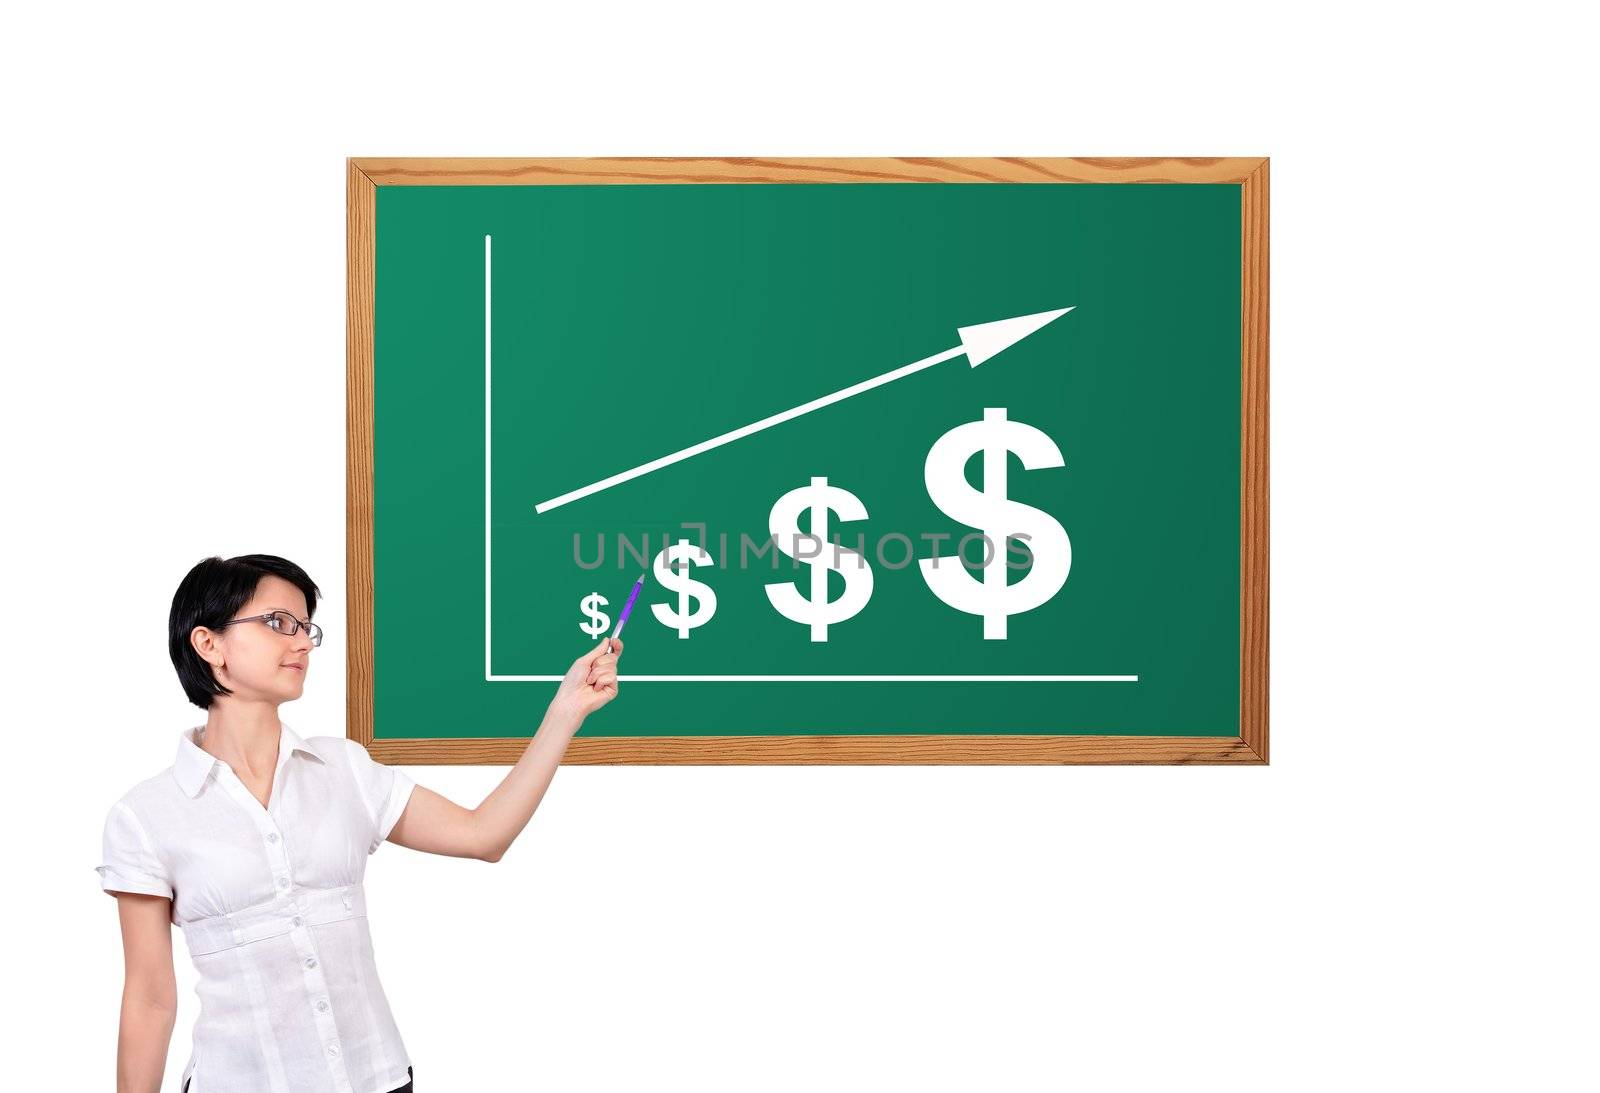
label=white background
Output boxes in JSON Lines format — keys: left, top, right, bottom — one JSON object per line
{"left": 5, "top": 2, "right": 1596, "bottom": 1090}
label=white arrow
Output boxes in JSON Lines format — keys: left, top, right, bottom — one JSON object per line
{"left": 533, "top": 306, "right": 1074, "bottom": 514}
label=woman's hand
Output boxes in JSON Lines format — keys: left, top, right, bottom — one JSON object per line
{"left": 552, "top": 636, "right": 624, "bottom": 722}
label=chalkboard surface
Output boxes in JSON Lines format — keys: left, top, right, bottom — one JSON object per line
{"left": 346, "top": 158, "right": 1269, "bottom": 765}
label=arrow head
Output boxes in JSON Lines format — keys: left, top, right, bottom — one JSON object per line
{"left": 957, "top": 306, "right": 1075, "bottom": 368}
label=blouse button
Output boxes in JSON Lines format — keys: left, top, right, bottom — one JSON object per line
{"left": 265, "top": 832, "right": 278, "bottom": 843}
{"left": 316, "top": 999, "right": 330, "bottom": 1013}
{"left": 276, "top": 875, "right": 289, "bottom": 889}
{"left": 291, "top": 916, "right": 303, "bottom": 927}
{"left": 327, "top": 1043, "right": 340, "bottom": 1057}
{"left": 305, "top": 957, "right": 318, "bottom": 969}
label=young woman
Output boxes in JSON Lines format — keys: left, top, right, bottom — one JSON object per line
{"left": 95, "top": 554, "right": 623, "bottom": 1092}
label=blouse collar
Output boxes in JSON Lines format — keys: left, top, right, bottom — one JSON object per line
{"left": 173, "top": 720, "right": 329, "bottom": 797}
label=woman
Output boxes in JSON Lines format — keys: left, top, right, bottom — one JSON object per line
{"left": 95, "top": 554, "right": 623, "bottom": 1091}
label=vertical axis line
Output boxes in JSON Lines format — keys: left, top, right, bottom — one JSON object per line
{"left": 484, "top": 234, "right": 493, "bottom": 680}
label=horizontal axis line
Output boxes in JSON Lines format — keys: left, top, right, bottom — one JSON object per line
{"left": 487, "top": 674, "right": 1139, "bottom": 682}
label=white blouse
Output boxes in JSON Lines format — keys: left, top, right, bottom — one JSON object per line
{"left": 95, "top": 720, "right": 417, "bottom": 1093}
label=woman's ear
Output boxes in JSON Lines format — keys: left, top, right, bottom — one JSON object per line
{"left": 191, "top": 626, "right": 224, "bottom": 670}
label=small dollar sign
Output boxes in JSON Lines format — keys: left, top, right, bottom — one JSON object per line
{"left": 651, "top": 538, "right": 718, "bottom": 639}
{"left": 765, "top": 475, "right": 874, "bottom": 642}
{"left": 577, "top": 592, "right": 610, "bottom": 638}
{"left": 921, "top": 407, "right": 1071, "bottom": 639}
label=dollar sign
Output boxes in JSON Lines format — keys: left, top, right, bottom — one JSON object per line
{"left": 650, "top": 537, "right": 718, "bottom": 639}
{"left": 765, "top": 475, "right": 874, "bottom": 642}
{"left": 920, "top": 407, "right": 1071, "bottom": 639}
{"left": 577, "top": 592, "right": 610, "bottom": 638}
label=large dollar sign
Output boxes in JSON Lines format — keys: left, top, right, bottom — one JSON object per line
{"left": 765, "top": 475, "right": 874, "bottom": 642}
{"left": 577, "top": 592, "right": 610, "bottom": 638}
{"left": 651, "top": 538, "right": 718, "bottom": 639}
{"left": 921, "top": 407, "right": 1071, "bottom": 639}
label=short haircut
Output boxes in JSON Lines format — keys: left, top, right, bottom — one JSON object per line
{"left": 168, "top": 554, "right": 323, "bottom": 709}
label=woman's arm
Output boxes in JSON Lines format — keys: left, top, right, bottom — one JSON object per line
{"left": 388, "top": 637, "right": 622, "bottom": 861}
{"left": 112, "top": 892, "right": 178, "bottom": 1093}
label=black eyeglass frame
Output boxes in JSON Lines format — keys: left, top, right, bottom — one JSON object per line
{"left": 214, "top": 610, "right": 324, "bottom": 647}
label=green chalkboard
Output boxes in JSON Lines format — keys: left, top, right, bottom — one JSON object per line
{"left": 347, "top": 158, "right": 1269, "bottom": 765}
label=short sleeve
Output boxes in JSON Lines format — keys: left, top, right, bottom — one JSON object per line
{"left": 95, "top": 799, "right": 173, "bottom": 899}
{"left": 340, "top": 738, "right": 417, "bottom": 855}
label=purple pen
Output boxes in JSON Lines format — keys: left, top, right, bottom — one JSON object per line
{"left": 607, "top": 573, "right": 645, "bottom": 653}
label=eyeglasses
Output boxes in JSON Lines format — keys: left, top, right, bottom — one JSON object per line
{"left": 216, "top": 610, "right": 324, "bottom": 647}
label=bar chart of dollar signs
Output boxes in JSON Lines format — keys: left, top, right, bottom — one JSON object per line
{"left": 354, "top": 159, "right": 1267, "bottom": 762}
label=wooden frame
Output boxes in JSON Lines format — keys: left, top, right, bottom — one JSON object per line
{"left": 347, "top": 157, "right": 1268, "bottom": 765}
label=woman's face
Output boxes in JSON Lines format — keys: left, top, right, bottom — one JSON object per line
{"left": 195, "top": 575, "right": 316, "bottom": 704}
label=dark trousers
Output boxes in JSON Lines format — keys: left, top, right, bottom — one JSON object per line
{"left": 185, "top": 1065, "right": 413, "bottom": 1092}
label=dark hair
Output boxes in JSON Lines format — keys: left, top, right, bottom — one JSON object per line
{"left": 169, "top": 554, "right": 322, "bottom": 709}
